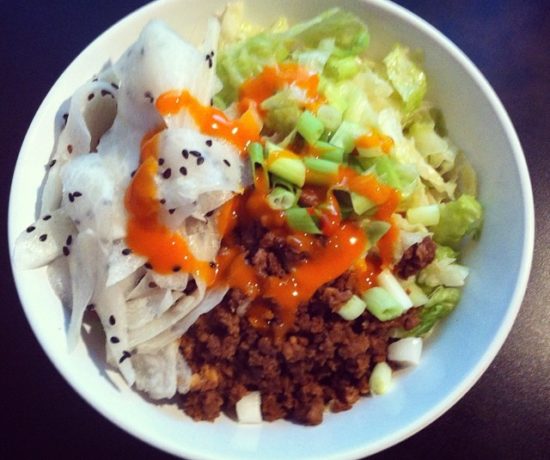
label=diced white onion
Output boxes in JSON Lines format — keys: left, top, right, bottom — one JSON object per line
{"left": 388, "top": 337, "right": 423, "bottom": 366}
{"left": 236, "top": 391, "right": 263, "bottom": 424}
{"left": 377, "top": 269, "right": 413, "bottom": 310}
{"left": 369, "top": 362, "right": 392, "bottom": 395}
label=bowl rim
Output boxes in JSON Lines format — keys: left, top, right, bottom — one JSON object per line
{"left": 8, "top": 0, "right": 534, "bottom": 458}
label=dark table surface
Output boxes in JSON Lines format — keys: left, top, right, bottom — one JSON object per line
{"left": 2, "top": 1, "right": 549, "bottom": 459}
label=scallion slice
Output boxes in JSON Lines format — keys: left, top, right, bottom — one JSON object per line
{"left": 267, "top": 187, "right": 297, "bottom": 210}
{"left": 316, "top": 104, "right": 342, "bottom": 132}
{"left": 304, "top": 157, "right": 339, "bottom": 174}
{"left": 285, "top": 207, "right": 322, "bottom": 234}
{"left": 364, "top": 220, "right": 391, "bottom": 245}
{"left": 267, "top": 152, "right": 306, "bottom": 187}
{"left": 297, "top": 110, "right": 324, "bottom": 145}
{"left": 337, "top": 295, "right": 367, "bottom": 321}
{"left": 369, "top": 362, "right": 392, "bottom": 395}
{"left": 377, "top": 269, "right": 414, "bottom": 310}
{"left": 313, "top": 140, "right": 345, "bottom": 163}
{"left": 350, "top": 192, "right": 375, "bottom": 215}
{"left": 362, "top": 287, "right": 404, "bottom": 321}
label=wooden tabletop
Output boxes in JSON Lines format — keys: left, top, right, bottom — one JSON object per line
{"left": 1, "top": 0, "right": 548, "bottom": 458}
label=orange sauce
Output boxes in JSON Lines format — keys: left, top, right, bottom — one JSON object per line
{"left": 156, "top": 90, "right": 261, "bottom": 152}
{"left": 125, "top": 134, "right": 215, "bottom": 282}
{"left": 238, "top": 63, "right": 324, "bottom": 114}
{"left": 356, "top": 132, "right": 394, "bottom": 154}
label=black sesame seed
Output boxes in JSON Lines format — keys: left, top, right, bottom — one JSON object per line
{"left": 63, "top": 246, "right": 70, "bottom": 256}
{"left": 110, "top": 336, "right": 120, "bottom": 344}
{"left": 111, "top": 82, "right": 119, "bottom": 89}
{"left": 209, "top": 262, "right": 216, "bottom": 269}
{"left": 158, "top": 158, "right": 165, "bottom": 166}
{"left": 189, "top": 150, "right": 201, "bottom": 158}
{"left": 144, "top": 262, "right": 153, "bottom": 269}
{"left": 66, "top": 235, "right": 73, "bottom": 246}
{"left": 68, "top": 193, "right": 74, "bottom": 203}
{"left": 39, "top": 234, "right": 47, "bottom": 242}
{"left": 162, "top": 168, "right": 172, "bottom": 179}
{"left": 160, "top": 198, "right": 166, "bottom": 205}
{"left": 144, "top": 91, "right": 154, "bottom": 103}
{"left": 205, "top": 139, "right": 213, "bottom": 147}
{"left": 172, "top": 265, "right": 181, "bottom": 272}
{"left": 101, "top": 89, "right": 114, "bottom": 98}
{"left": 148, "top": 282, "right": 157, "bottom": 288}
{"left": 67, "top": 144, "right": 73, "bottom": 154}
{"left": 73, "top": 191, "right": 82, "bottom": 198}
{"left": 43, "top": 215, "right": 52, "bottom": 221}
{"left": 92, "top": 76, "right": 98, "bottom": 82}
{"left": 205, "top": 210, "right": 214, "bottom": 217}
{"left": 210, "top": 98, "right": 214, "bottom": 106}
{"left": 168, "top": 208, "right": 175, "bottom": 215}
{"left": 109, "top": 315, "right": 116, "bottom": 326}
{"left": 197, "top": 157, "right": 205, "bottom": 166}
{"left": 223, "top": 159, "right": 231, "bottom": 167}
{"left": 179, "top": 166, "right": 187, "bottom": 176}
{"left": 86, "top": 303, "right": 95, "bottom": 311}
{"left": 119, "top": 350, "right": 131, "bottom": 364}
{"left": 48, "top": 159, "right": 57, "bottom": 168}
{"left": 62, "top": 113, "right": 69, "bottom": 123}
{"left": 210, "top": 51, "right": 215, "bottom": 57}
{"left": 131, "top": 169, "right": 136, "bottom": 178}
{"left": 88, "top": 93, "right": 95, "bottom": 101}
{"left": 181, "top": 149, "right": 189, "bottom": 159}
{"left": 26, "top": 226, "right": 35, "bottom": 233}
{"left": 121, "top": 248, "right": 132, "bottom": 256}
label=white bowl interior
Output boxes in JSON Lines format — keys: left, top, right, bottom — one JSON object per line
{"left": 8, "top": 0, "right": 533, "bottom": 459}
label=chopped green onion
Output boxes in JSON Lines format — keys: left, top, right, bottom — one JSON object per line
{"left": 330, "top": 121, "right": 364, "bottom": 154}
{"left": 350, "top": 192, "right": 375, "bottom": 215}
{"left": 406, "top": 204, "right": 441, "bottom": 226}
{"left": 404, "top": 281, "right": 429, "bottom": 307}
{"left": 285, "top": 207, "right": 321, "bottom": 234}
{"left": 313, "top": 140, "right": 345, "bottom": 163}
{"left": 248, "top": 142, "right": 265, "bottom": 167}
{"left": 369, "top": 362, "right": 392, "bottom": 395}
{"left": 316, "top": 104, "right": 343, "bottom": 132}
{"left": 267, "top": 153, "right": 306, "bottom": 187}
{"left": 362, "top": 287, "right": 404, "bottom": 321}
{"left": 325, "top": 55, "right": 360, "bottom": 81}
{"left": 377, "top": 269, "right": 413, "bottom": 310}
{"left": 304, "top": 157, "right": 339, "bottom": 174}
{"left": 248, "top": 142, "right": 266, "bottom": 186}
{"left": 364, "top": 220, "right": 391, "bottom": 245}
{"left": 267, "top": 187, "right": 297, "bottom": 210}
{"left": 270, "top": 175, "right": 295, "bottom": 191}
{"left": 297, "top": 110, "right": 324, "bottom": 145}
{"left": 337, "top": 295, "right": 367, "bottom": 321}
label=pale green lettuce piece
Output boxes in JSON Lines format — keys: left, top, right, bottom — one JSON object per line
{"left": 432, "top": 194, "right": 483, "bottom": 247}
{"left": 405, "top": 286, "right": 461, "bottom": 337}
{"left": 409, "top": 120, "right": 456, "bottom": 174}
{"left": 383, "top": 44, "right": 427, "bottom": 112}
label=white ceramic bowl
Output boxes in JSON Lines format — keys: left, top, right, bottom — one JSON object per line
{"left": 8, "top": 0, "right": 534, "bottom": 459}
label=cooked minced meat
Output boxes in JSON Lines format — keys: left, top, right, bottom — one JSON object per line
{"left": 179, "top": 224, "right": 420, "bottom": 425}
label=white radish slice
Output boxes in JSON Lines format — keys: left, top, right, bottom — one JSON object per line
{"left": 137, "top": 286, "right": 228, "bottom": 353}
{"left": 155, "top": 128, "right": 242, "bottom": 214}
{"left": 184, "top": 216, "right": 220, "bottom": 262}
{"left": 388, "top": 337, "right": 423, "bottom": 366}
{"left": 67, "top": 230, "right": 100, "bottom": 350}
{"left": 106, "top": 240, "right": 147, "bottom": 287}
{"left": 132, "top": 340, "right": 179, "bottom": 400}
{"left": 128, "top": 286, "right": 204, "bottom": 348}
{"left": 14, "top": 209, "right": 76, "bottom": 269}
{"left": 176, "top": 354, "right": 193, "bottom": 394}
{"left": 47, "top": 254, "right": 72, "bottom": 308}
{"left": 236, "top": 392, "right": 263, "bottom": 424}
{"left": 127, "top": 289, "right": 181, "bottom": 330}
{"left": 95, "top": 277, "right": 135, "bottom": 385}
{"left": 150, "top": 271, "right": 190, "bottom": 291}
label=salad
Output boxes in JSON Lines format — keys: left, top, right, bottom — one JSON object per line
{"left": 14, "top": 3, "right": 482, "bottom": 425}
